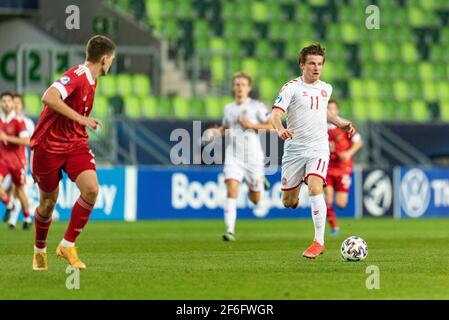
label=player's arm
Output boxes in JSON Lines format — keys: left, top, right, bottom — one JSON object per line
{"left": 239, "top": 118, "right": 273, "bottom": 131}
{"left": 338, "top": 135, "right": 363, "bottom": 161}
{"left": 327, "top": 109, "right": 355, "bottom": 137}
{"left": 271, "top": 108, "right": 293, "bottom": 140}
{"left": 0, "top": 132, "right": 29, "bottom": 146}
{"left": 42, "top": 87, "right": 100, "bottom": 130}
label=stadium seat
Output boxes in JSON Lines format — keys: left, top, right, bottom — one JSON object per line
{"left": 173, "top": 96, "right": 191, "bottom": 119}
{"left": 349, "top": 79, "right": 364, "bottom": 100}
{"left": 116, "top": 74, "right": 133, "bottom": 96}
{"left": 422, "top": 82, "right": 437, "bottom": 102}
{"left": 401, "top": 42, "right": 419, "bottom": 63}
{"left": 252, "top": 2, "right": 269, "bottom": 23}
{"left": 437, "top": 81, "right": 449, "bottom": 101}
{"left": 369, "top": 100, "right": 384, "bottom": 122}
{"left": 98, "top": 75, "right": 117, "bottom": 97}
{"left": 92, "top": 95, "right": 109, "bottom": 118}
{"left": 241, "top": 58, "right": 259, "bottom": 79}
{"left": 123, "top": 96, "right": 141, "bottom": 119}
{"left": 259, "top": 77, "right": 277, "bottom": 103}
{"left": 140, "top": 96, "right": 158, "bottom": 119}
{"left": 419, "top": 62, "right": 432, "bottom": 81}
{"left": 158, "top": 97, "right": 173, "bottom": 118}
{"left": 351, "top": 100, "right": 370, "bottom": 122}
{"left": 191, "top": 98, "right": 206, "bottom": 118}
{"left": 24, "top": 93, "right": 42, "bottom": 117}
{"left": 204, "top": 97, "right": 223, "bottom": 120}
{"left": 411, "top": 100, "right": 429, "bottom": 122}
{"left": 439, "top": 102, "right": 449, "bottom": 122}
{"left": 393, "top": 80, "right": 410, "bottom": 102}
{"left": 211, "top": 56, "right": 225, "bottom": 84}
{"left": 133, "top": 74, "right": 151, "bottom": 96}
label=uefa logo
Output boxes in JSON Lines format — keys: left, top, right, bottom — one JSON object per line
{"left": 363, "top": 170, "right": 392, "bottom": 217}
{"left": 400, "top": 169, "right": 431, "bottom": 218}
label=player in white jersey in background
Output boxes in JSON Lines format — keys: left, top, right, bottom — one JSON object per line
{"left": 2, "top": 93, "right": 35, "bottom": 229}
{"left": 215, "top": 72, "right": 273, "bottom": 241}
{"left": 271, "top": 44, "right": 355, "bottom": 258}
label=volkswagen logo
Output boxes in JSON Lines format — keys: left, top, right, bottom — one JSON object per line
{"left": 400, "top": 169, "right": 430, "bottom": 218}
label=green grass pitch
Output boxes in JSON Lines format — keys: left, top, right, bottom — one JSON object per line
{"left": 1, "top": 218, "right": 448, "bottom": 299}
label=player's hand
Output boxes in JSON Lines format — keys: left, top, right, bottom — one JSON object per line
{"left": 78, "top": 116, "right": 102, "bottom": 131}
{"left": 340, "top": 122, "right": 355, "bottom": 138}
{"left": 338, "top": 151, "right": 351, "bottom": 161}
{"left": 277, "top": 128, "right": 294, "bottom": 140}
{"left": 239, "top": 118, "right": 254, "bottom": 129}
{"left": 0, "top": 131, "right": 7, "bottom": 142}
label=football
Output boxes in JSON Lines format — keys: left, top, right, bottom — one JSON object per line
{"left": 341, "top": 236, "right": 368, "bottom": 261}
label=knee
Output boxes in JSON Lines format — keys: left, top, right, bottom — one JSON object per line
{"left": 282, "top": 198, "right": 298, "bottom": 208}
{"left": 336, "top": 198, "right": 347, "bottom": 209}
{"left": 82, "top": 184, "right": 99, "bottom": 203}
{"left": 41, "top": 198, "right": 57, "bottom": 215}
{"left": 308, "top": 184, "right": 323, "bottom": 196}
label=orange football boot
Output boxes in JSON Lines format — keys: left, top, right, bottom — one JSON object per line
{"left": 302, "top": 240, "right": 325, "bottom": 259}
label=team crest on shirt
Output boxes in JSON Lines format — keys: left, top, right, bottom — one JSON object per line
{"left": 302, "top": 91, "right": 308, "bottom": 96}
{"left": 282, "top": 177, "right": 287, "bottom": 186}
{"left": 321, "top": 89, "right": 328, "bottom": 98}
{"left": 60, "top": 76, "right": 71, "bottom": 85}
{"left": 275, "top": 95, "right": 282, "bottom": 104}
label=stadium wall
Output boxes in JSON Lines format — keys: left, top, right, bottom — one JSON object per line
{"left": 1, "top": 166, "right": 448, "bottom": 222}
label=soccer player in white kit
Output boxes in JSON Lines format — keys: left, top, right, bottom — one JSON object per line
{"left": 217, "top": 72, "right": 273, "bottom": 241}
{"left": 271, "top": 44, "right": 355, "bottom": 258}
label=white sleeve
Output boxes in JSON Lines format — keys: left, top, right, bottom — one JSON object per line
{"left": 351, "top": 132, "right": 362, "bottom": 143}
{"left": 272, "top": 83, "right": 295, "bottom": 112}
{"left": 257, "top": 103, "right": 270, "bottom": 122}
{"left": 222, "top": 108, "right": 229, "bottom": 128}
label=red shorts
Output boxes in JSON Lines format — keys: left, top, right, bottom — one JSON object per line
{"left": 0, "top": 163, "right": 26, "bottom": 186}
{"left": 326, "top": 173, "right": 352, "bottom": 193}
{"left": 30, "top": 145, "right": 96, "bottom": 193}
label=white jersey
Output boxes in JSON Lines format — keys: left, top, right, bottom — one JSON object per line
{"left": 222, "top": 98, "right": 270, "bottom": 165}
{"left": 21, "top": 115, "right": 35, "bottom": 162}
{"left": 273, "top": 77, "right": 333, "bottom": 156}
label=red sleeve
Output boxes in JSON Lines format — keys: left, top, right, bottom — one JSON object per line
{"left": 17, "top": 119, "right": 29, "bottom": 138}
{"left": 51, "top": 68, "right": 82, "bottom": 100}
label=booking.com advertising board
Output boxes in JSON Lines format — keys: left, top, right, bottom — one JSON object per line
{"left": 0, "top": 167, "right": 127, "bottom": 221}
{"left": 136, "top": 167, "right": 357, "bottom": 220}
{"left": 396, "top": 167, "right": 449, "bottom": 218}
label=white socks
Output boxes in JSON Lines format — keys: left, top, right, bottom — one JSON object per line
{"left": 8, "top": 197, "right": 21, "bottom": 226}
{"left": 310, "top": 194, "right": 327, "bottom": 245}
{"left": 224, "top": 198, "right": 237, "bottom": 234}
{"left": 34, "top": 246, "right": 47, "bottom": 254}
{"left": 61, "top": 239, "right": 75, "bottom": 247}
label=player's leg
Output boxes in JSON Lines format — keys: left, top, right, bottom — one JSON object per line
{"left": 33, "top": 187, "right": 59, "bottom": 271}
{"left": 246, "top": 163, "right": 265, "bottom": 205}
{"left": 335, "top": 192, "right": 349, "bottom": 208}
{"left": 280, "top": 156, "right": 305, "bottom": 208}
{"left": 223, "top": 179, "right": 240, "bottom": 241}
{"left": 56, "top": 148, "right": 98, "bottom": 269}
{"left": 0, "top": 172, "right": 14, "bottom": 222}
{"left": 11, "top": 167, "right": 31, "bottom": 229}
{"left": 324, "top": 176, "right": 339, "bottom": 236}
{"left": 302, "top": 157, "right": 328, "bottom": 259}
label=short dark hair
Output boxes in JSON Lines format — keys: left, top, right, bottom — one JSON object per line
{"left": 298, "top": 43, "right": 326, "bottom": 66}
{"left": 1, "top": 92, "right": 14, "bottom": 99}
{"left": 328, "top": 99, "right": 338, "bottom": 106}
{"left": 232, "top": 71, "right": 252, "bottom": 86}
{"left": 13, "top": 93, "right": 22, "bottom": 100}
{"left": 86, "top": 35, "right": 116, "bottom": 63}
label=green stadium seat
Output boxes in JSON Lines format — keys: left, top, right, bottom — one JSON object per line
{"left": 351, "top": 100, "right": 370, "bottom": 122}
{"left": 396, "top": 102, "right": 412, "bottom": 121}
{"left": 383, "top": 100, "right": 397, "bottom": 120}
{"left": 224, "top": 21, "right": 239, "bottom": 39}
{"left": 252, "top": 2, "right": 269, "bottom": 22}
{"left": 176, "top": 0, "right": 193, "bottom": 19}
{"left": 429, "top": 45, "right": 444, "bottom": 62}
{"left": 259, "top": 77, "right": 277, "bottom": 103}
{"left": 221, "top": 96, "right": 234, "bottom": 107}
{"left": 191, "top": 98, "right": 206, "bottom": 118}
{"left": 294, "top": 4, "right": 313, "bottom": 23}
{"left": 439, "top": 102, "right": 449, "bottom": 122}
{"left": 401, "top": 43, "right": 419, "bottom": 63}
{"left": 211, "top": 56, "right": 225, "bottom": 84}
{"left": 123, "top": 96, "right": 141, "bottom": 119}
{"left": 349, "top": 79, "right": 364, "bottom": 100}
{"left": 194, "top": 20, "right": 209, "bottom": 39}
{"left": 267, "top": 1, "right": 283, "bottom": 20}
{"left": 159, "top": 97, "right": 173, "bottom": 118}
{"left": 222, "top": 2, "right": 236, "bottom": 21}
{"left": 116, "top": 74, "right": 133, "bottom": 96}
{"left": 92, "top": 95, "right": 109, "bottom": 118}
{"left": 140, "top": 96, "right": 158, "bottom": 118}
{"left": 411, "top": 100, "right": 429, "bottom": 122}
{"left": 98, "top": 75, "right": 117, "bottom": 97}
{"left": 437, "top": 81, "right": 449, "bottom": 101}
{"left": 369, "top": 100, "right": 384, "bottom": 122}
{"left": 204, "top": 97, "right": 223, "bottom": 120}
{"left": 161, "top": 17, "right": 179, "bottom": 41}
{"left": 403, "top": 63, "right": 419, "bottom": 82}
{"left": 341, "top": 23, "right": 358, "bottom": 43}
{"left": 268, "top": 21, "right": 284, "bottom": 40}
{"left": 173, "top": 96, "right": 191, "bottom": 119}
{"left": 237, "top": 21, "right": 255, "bottom": 40}
{"left": 419, "top": 62, "right": 433, "bottom": 82}
{"left": 160, "top": 0, "right": 176, "bottom": 19}
{"left": 209, "top": 37, "right": 225, "bottom": 54}
{"left": 255, "top": 40, "right": 273, "bottom": 59}
{"left": 365, "top": 80, "right": 380, "bottom": 100}
{"left": 132, "top": 74, "right": 151, "bottom": 96}
{"left": 145, "top": 0, "right": 161, "bottom": 20}
{"left": 422, "top": 82, "right": 437, "bottom": 102}
{"left": 24, "top": 93, "right": 42, "bottom": 117}
{"left": 241, "top": 58, "right": 259, "bottom": 79}
{"left": 394, "top": 80, "right": 410, "bottom": 102}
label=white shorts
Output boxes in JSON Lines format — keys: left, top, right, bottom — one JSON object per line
{"left": 224, "top": 162, "right": 265, "bottom": 192}
{"left": 281, "top": 153, "right": 329, "bottom": 191}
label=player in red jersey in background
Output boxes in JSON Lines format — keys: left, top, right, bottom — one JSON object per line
{"left": 30, "top": 35, "right": 115, "bottom": 271}
{"left": 0, "top": 92, "right": 31, "bottom": 229}
{"left": 325, "top": 100, "right": 363, "bottom": 236}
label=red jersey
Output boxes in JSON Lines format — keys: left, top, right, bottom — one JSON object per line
{"left": 30, "top": 65, "right": 97, "bottom": 154}
{"left": 328, "top": 125, "right": 361, "bottom": 176}
{"left": 0, "top": 111, "right": 29, "bottom": 169}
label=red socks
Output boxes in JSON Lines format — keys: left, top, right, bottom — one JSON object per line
{"left": 327, "top": 206, "right": 338, "bottom": 229}
{"left": 63, "top": 196, "right": 94, "bottom": 243}
{"left": 34, "top": 209, "right": 52, "bottom": 249}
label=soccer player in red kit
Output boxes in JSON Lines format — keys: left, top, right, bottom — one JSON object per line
{"left": 30, "top": 35, "right": 115, "bottom": 271}
{"left": 0, "top": 92, "right": 31, "bottom": 228}
{"left": 325, "top": 100, "right": 363, "bottom": 236}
